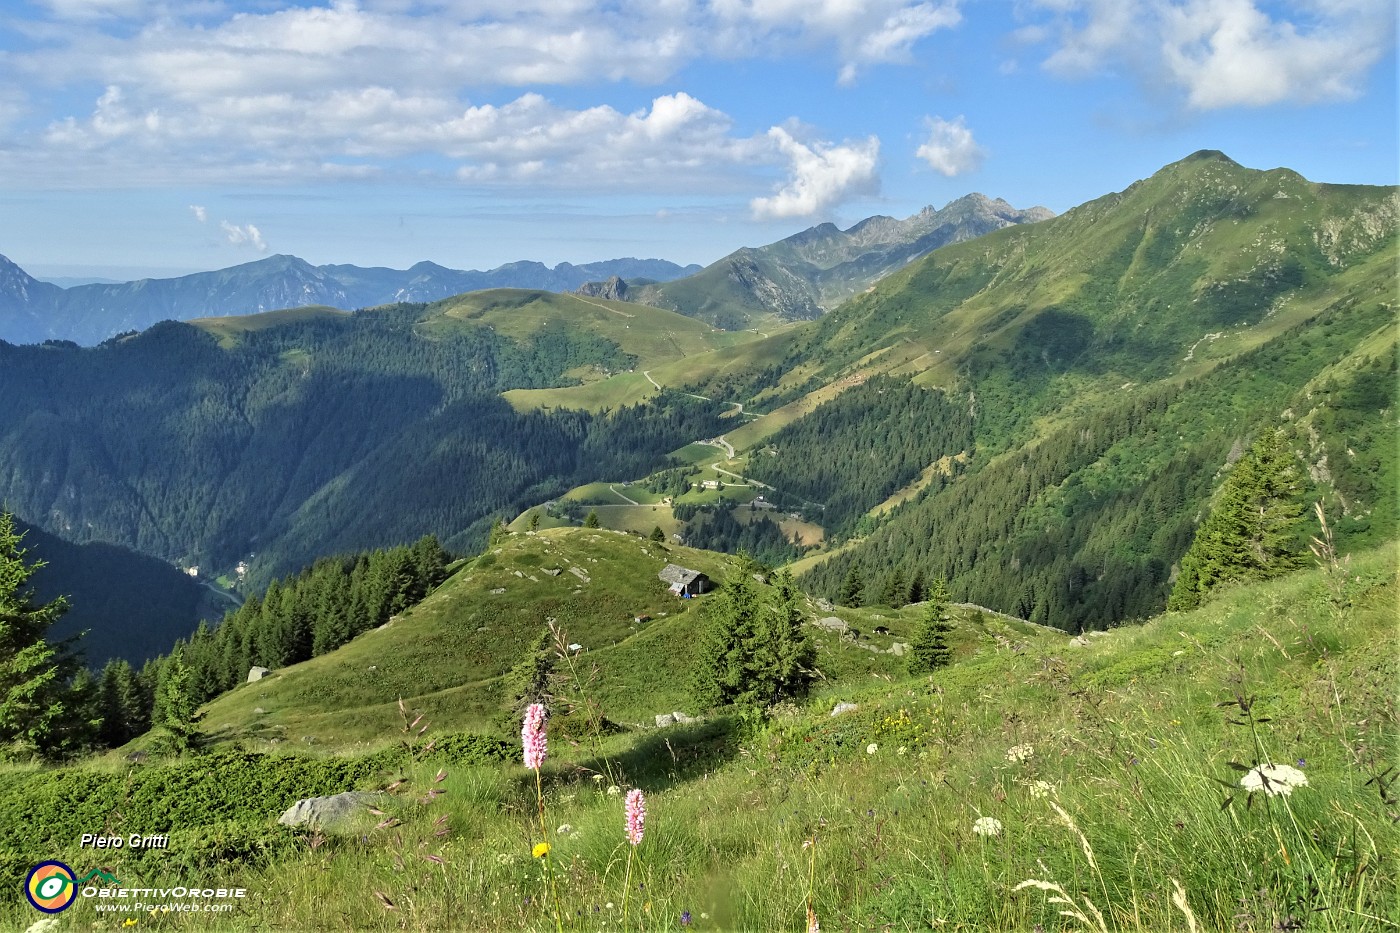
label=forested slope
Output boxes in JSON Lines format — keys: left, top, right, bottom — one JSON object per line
{"left": 0, "top": 299, "right": 728, "bottom": 586}
{"left": 697, "top": 152, "right": 1397, "bottom": 631}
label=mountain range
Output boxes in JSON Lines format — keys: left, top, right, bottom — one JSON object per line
{"left": 1, "top": 150, "right": 1393, "bottom": 662}
{"left": 1, "top": 150, "right": 1394, "bottom": 933}
{"left": 0, "top": 193, "right": 1051, "bottom": 347}
{"left": 578, "top": 193, "right": 1053, "bottom": 328}
{"left": 0, "top": 254, "right": 703, "bottom": 347}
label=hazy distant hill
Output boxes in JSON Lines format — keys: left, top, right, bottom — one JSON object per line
{"left": 580, "top": 194, "right": 1053, "bottom": 329}
{"left": 0, "top": 254, "right": 702, "bottom": 346}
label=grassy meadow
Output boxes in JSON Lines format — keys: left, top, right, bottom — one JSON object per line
{"left": 3, "top": 536, "right": 1395, "bottom": 932}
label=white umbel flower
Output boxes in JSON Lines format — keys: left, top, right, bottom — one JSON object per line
{"left": 1240, "top": 763, "right": 1308, "bottom": 796}
{"left": 972, "top": 816, "right": 1003, "bottom": 837}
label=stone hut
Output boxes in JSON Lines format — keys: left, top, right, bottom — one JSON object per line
{"left": 659, "top": 564, "right": 711, "bottom": 597}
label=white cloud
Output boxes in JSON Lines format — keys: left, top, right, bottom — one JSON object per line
{"left": 751, "top": 127, "right": 880, "bottom": 219}
{"left": 916, "top": 115, "right": 985, "bottom": 176}
{"left": 1027, "top": 0, "right": 1395, "bottom": 108}
{"left": 26, "top": 85, "right": 782, "bottom": 192}
{"left": 0, "top": 1, "right": 969, "bottom": 199}
{"left": 189, "top": 204, "right": 206, "bottom": 223}
{"left": 0, "top": 2, "right": 955, "bottom": 192}
{"left": 38, "top": 0, "right": 151, "bottom": 19}
{"left": 12, "top": 0, "right": 959, "bottom": 102}
{"left": 220, "top": 221, "right": 268, "bottom": 252}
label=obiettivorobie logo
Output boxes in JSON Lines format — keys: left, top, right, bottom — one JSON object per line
{"left": 25, "top": 862, "right": 120, "bottom": 913}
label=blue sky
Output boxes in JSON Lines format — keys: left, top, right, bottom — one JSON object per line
{"left": 0, "top": 0, "right": 1394, "bottom": 280}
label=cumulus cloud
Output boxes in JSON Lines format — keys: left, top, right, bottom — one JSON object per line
{"left": 710, "top": 0, "right": 962, "bottom": 84}
{"left": 916, "top": 115, "right": 985, "bottom": 176}
{"left": 220, "top": 221, "right": 267, "bottom": 252}
{"left": 750, "top": 127, "right": 880, "bottom": 219}
{"left": 26, "top": 85, "right": 785, "bottom": 193}
{"left": 1026, "top": 0, "right": 1395, "bottom": 109}
{"left": 0, "top": 0, "right": 954, "bottom": 192}
{"left": 189, "top": 204, "right": 206, "bottom": 223}
{"left": 10, "top": 1, "right": 959, "bottom": 102}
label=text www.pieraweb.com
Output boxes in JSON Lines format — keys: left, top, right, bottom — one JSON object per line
{"left": 83, "top": 886, "right": 247, "bottom": 914}
{"left": 93, "top": 901, "right": 235, "bottom": 914}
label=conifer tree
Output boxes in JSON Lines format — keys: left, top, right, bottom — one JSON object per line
{"left": 905, "top": 568, "right": 927, "bottom": 606}
{"left": 908, "top": 578, "right": 953, "bottom": 675}
{"left": 694, "top": 566, "right": 814, "bottom": 710}
{"left": 154, "top": 648, "right": 198, "bottom": 753}
{"left": 754, "top": 570, "right": 815, "bottom": 706}
{"left": 584, "top": 510, "right": 601, "bottom": 528}
{"left": 691, "top": 570, "right": 762, "bottom": 710}
{"left": 649, "top": 525, "right": 665, "bottom": 543}
{"left": 838, "top": 565, "right": 864, "bottom": 607}
{"left": 489, "top": 517, "right": 509, "bottom": 545}
{"left": 0, "top": 512, "right": 82, "bottom": 759}
{"left": 97, "top": 659, "right": 147, "bottom": 747}
{"left": 410, "top": 534, "right": 450, "bottom": 588}
{"left": 1169, "top": 429, "right": 1305, "bottom": 611}
{"left": 878, "top": 569, "right": 906, "bottom": 608}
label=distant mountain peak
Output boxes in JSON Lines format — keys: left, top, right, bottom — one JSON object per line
{"left": 1181, "top": 149, "right": 1238, "bottom": 165}
{"left": 590, "top": 194, "right": 1055, "bottom": 329}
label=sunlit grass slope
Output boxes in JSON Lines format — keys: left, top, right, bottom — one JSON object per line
{"left": 195, "top": 525, "right": 1033, "bottom": 752}
{"left": 197, "top": 528, "right": 737, "bottom": 746}
{"left": 428, "top": 289, "right": 747, "bottom": 363}
{"left": 190, "top": 306, "right": 350, "bottom": 346}
{"left": 4, "top": 543, "right": 1390, "bottom": 932}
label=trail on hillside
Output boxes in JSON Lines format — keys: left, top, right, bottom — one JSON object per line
{"left": 570, "top": 293, "right": 635, "bottom": 317}
{"left": 608, "top": 484, "right": 642, "bottom": 505}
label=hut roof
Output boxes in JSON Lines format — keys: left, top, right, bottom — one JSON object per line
{"left": 659, "top": 564, "right": 705, "bottom": 586}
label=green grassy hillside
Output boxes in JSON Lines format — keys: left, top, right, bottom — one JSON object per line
{"left": 659, "top": 152, "right": 1397, "bottom": 630}
{"left": 477, "top": 150, "right": 1397, "bottom": 635}
{"left": 193, "top": 527, "right": 1034, "bottom": 750}
{"left": 427, "top": 289, "right": 753, "bottom": 370}
{"left": 2, "top": 538, "right": 1392, "bottom": 931}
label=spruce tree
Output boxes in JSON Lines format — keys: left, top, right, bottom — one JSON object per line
{"left": 584, "top": 510, "right": 601, "bottom": 528}
{"left": 154, "top": 649, "right": 198, "bottom": 753}
{"left": 878, "top": 570, "right": 906, "bottom": 608}
{"left": 694, "top": 567, "right": 815, "bottom": 710}
{"left": 0, "top": 512, "right": 81, "bottom": 759}
{"left": 411, "top": 534, "right": 451, "bottom": 588}
{"left": 649, "top": 525, "right": 665, "bottom": 543}
{"left": 908, "top": 578, "right": 953, "bottom": 675}
{"left": 905, "top": 568, "right": 927, "bottom": 606}
{"left": 691, "top": 570, "right": 761, "bottom": 710}
{"left": 1169, "top": 429, "right": 1305, "bottom": 611}
{"left": 838, "top": 565, "right": 864, "bottom": 607}
{"left": 97, "top": 659, "right": 146, "bottom": 747}
{"left": 489, "top": 517, "right": 509, "bottom": 545}
{"left": 755, "top": 570, "right": 815, "bottom": 706}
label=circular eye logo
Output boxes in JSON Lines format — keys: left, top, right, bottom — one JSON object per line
{"left": 25, "top": 861, "right": 77, "bottom": 913}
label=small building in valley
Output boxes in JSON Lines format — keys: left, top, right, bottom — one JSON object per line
{"left": 659, "top": 564, "right": 711, "bottom": 597}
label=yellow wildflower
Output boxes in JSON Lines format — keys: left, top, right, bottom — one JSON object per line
{"left": 532, "top": 842, "right": 551, "bottom": 858}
